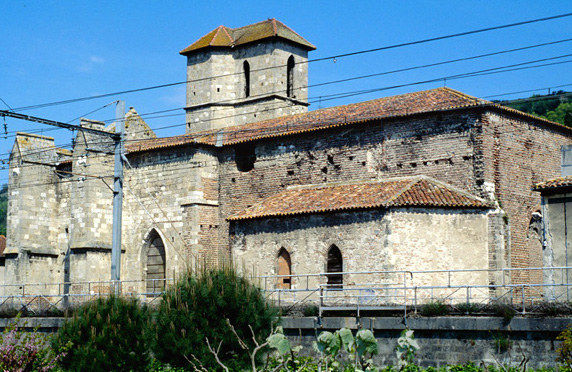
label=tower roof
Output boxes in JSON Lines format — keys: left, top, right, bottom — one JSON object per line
{"left": 180, "top": 18, "right": 316, "bottom": 55}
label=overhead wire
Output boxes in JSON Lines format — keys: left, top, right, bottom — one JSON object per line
{"left": 10, "top": 12, "right": 572, "bottom": 112}
{"left": 5, "top": 53, "right": 572, "bottom": 173}
{"left": 4, "top": 30, "right": 572, "bottom": 170}
{"left": 5, "top": 81, "right": 572, "bottom": 187}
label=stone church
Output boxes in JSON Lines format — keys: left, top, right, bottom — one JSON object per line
{"left": 3, "top": 19, "right": 572, "bottom": 297}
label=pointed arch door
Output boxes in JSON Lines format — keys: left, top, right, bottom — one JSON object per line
{"left": 146, "top": 233, "right": 166, "bottom": 294}
{"left": 277, "top": 248, "right": 292, "bottom": 289}
{"left": 327, "top": 245, "right": 343, "bottom": 289}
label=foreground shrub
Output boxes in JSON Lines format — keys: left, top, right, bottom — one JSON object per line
{"left": 150, "top": 265, "right": 278, "bottom": 371}
{"left": 0, "top": 314, "right": 66, "bottom": 372}
{"left": 420, "top": 301, "right": 449, "bottom": 317}
{"left": 557, "top": 325, "right": 572, "bottom": 370}
{"left": 52, "top": 295, "right": 150, "bottom": 372}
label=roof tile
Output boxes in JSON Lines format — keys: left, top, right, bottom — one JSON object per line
{"left": 228, "top": 176, "right": 490, "bottom": 221}
{"left": 126, "top": 87, "right": 570, "bottom": 154}
{"left": 534, "top": 176, "right": 572, "bottom": 191}
{"left": 180, "top": 18, "right": 315, "bottom": 54}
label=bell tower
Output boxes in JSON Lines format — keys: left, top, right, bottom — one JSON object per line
{"left": 180, "top": 19, "right": 316, "bottom": 134}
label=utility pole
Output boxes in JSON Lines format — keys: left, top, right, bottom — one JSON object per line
{"left": 0, "top": 107, "right": 125, "bottom": 287}
{"left": 111, "top": 102, "right": 125, "bottom": 287}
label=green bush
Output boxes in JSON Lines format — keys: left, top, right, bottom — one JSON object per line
{"left": 556, "top": 325, "right": 572, "bottom": 370}
{"left": 492, "top": 303, "right": 516, "bottom": 322}
{"left": 456, "top": 302, "right": 480, "bottom": 315}
{"left": 420, "top": 301, "right": 449, "bottom": 317}
{"left": 149, "top": 265, "right": 278, "bottom": 371}
{"left": 52, "top": 295, "right": 150, "bottom": 372}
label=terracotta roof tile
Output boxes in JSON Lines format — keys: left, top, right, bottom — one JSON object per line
{"left": 180, "top": 18, "right": 315, "bottom": 55}
{"left": 126, "top": 87, "right": 571, "bottom": 154}
{"left": 534, "top": 176, "right": 572, "bottom": 191}
{"left": 126, "top": 87, "right": 482, "bottom": 153}
{"left": 228, "top": 176, "right": 490, "bottom": 221}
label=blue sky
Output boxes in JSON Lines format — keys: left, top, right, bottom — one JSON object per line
{"left": 1, "top": 1, "right": 572, "bottom": 185}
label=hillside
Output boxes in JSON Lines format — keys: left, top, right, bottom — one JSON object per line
{"left": 495, "top": 90, "right": 572, "bottom": 126}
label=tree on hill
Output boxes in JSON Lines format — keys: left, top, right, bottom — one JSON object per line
{"left": 495, "top": 91, "right": 572, "bottom": 127}
{"left": 543, "top": 102, "right": 572, "bottom": 127}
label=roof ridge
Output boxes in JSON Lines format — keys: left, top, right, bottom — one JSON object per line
{"left": 421, "top": 176, "right": 488, "bottom": 203}
{"left": 439, "top": 87, "right": 492, "bottom": 105}
{"left": 230, "top": 18, "right": 275, "bottom": 32}
{"left": 220, "top": 25, "right": 234, "bottom": 45}
{"left": 271, "top": 18, "right": 278, "bottom": 35}
{"left": 384, "top": 176, "right": 422, "bottom": 207}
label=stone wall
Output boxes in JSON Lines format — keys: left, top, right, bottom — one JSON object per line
{"left": 282, "top": 316, "right": 570, "bottom": 369}
{"left": 540, "top": 191, "right": 572, "bottom": 299}
{"left": 1, "top": 316, "right": 566, "bottom": 369}
{"left": 185, "top": 40, "right": 309, "bottom": 132}
{"left": 231, "top": 207, "right": 490, "bottom": 304}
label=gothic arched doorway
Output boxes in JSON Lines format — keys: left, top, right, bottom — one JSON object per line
{"left": 146, "top": 231, "right": 166, "bottom": 294}
{"left": 326, "top": 245, "right": 343, "bottom": 289}
{"left": 277, "top": 248, "right": 292, "bottom": 289}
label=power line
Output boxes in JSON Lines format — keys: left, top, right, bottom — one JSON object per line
{"left": 11, "top": 12, "right": 572, "bottom": 112}
{"left": 312, "top": 12, "right": 572, "bottom": 63}
{"left": 4, "top": 35, "right": 572, "bottom": 140}
{"left": 4, "top": 50, "right": 572, "bottom": 166}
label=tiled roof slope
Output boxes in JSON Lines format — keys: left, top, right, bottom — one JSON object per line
{"left": 228, "top": 176, "right": 490, "bottom": 221}
{"left": 126, "top": 87, "right": 571, "bottom": 154}
{"left": 127, "top": 87, "right": 483, "bottom": 153}
{"left": 534, "top": 176, "right": 572, "bottom": 191}
{"left": 180, "top": 18, "right": 316, "bottom": 54}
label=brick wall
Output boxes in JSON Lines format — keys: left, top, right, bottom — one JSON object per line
{"left": 481, "top": 110, "right": 572, "bottom": 282}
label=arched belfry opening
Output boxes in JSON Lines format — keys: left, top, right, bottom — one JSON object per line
{"left": 244, "top": 60, "right": 251, "bottom": 98}
{"left": 286, "top": 55, "right": 295, "bottom": 98}
{"left": 145, "top": 230, "right": 166, "bottom": 294}
{"left": 277, "top": 248, "right": 292, "bottom": 289}
{"left": 326, "top": 245, "right": 343, "bottom": 289}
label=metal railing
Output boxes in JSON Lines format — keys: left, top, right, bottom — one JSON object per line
{"left": 1, "top": 266, "right": 571, "bottom": 316}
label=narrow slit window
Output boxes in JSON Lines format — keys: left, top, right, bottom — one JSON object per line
{"left": 286, "top": 55, "right": 295, "bottom": 98}
{"left": 244, "top": 61, "right": 251, "bottom": 98}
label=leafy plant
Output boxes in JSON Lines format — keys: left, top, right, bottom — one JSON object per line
{"left": 303, "top": 305, "right": 319, "bottom": 317}
{"left": 420, "top": 301, "right": 449, "bottom": 317}
{"left": 395, "top": 328, "right": 419, "bottom": 370}
{"left": 52, "top": 295, "right": 150, "bottom": 372}
{"left": 149, "top": 265, "right": 277, "bottom": 371}
{"left": 0, "top": 314, "right": 68, "bottom": 372}
{"left": 556, "top": 325, "right": 572, "bottom": 370}
{"left": 314, "top": 328, "right": 378, "bottom": 371}
{"left": 456, "top": 302, "right": 480, "bottom": 315}
{"left": 492, "top": 332, "right": 512, "bottom": 353}
{"left": 492, "top": 303, "right": 516, "bottom": 322}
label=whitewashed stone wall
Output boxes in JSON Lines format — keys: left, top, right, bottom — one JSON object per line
{"left": 230, "top": 208, "right": 490, "bottom": 303}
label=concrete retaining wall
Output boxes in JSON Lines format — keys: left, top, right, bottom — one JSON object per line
{"left": 1, "top": 316, "right": 569, "bottom": 369}
{"left": 282, "top": 316, "right": 572, "bottom": 369}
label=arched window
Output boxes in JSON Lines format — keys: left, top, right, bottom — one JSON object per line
{"left": 244, "top": 60, "right": 251, "bottom": 98}
{"left": 286, "top": 55, "right": 295, "bottom": 98}
{"left": 326, "top": 245, "right": 343, "bottom": 289}
{"left": 277, "top": 248, "right": 292, "bottom": 289}
{"left": 146, "top": 231, "right": 166, "bottom": 294}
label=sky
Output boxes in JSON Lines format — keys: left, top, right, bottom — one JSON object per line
{"left": 1, "top": 1, "right": 572, "bottom": 185}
